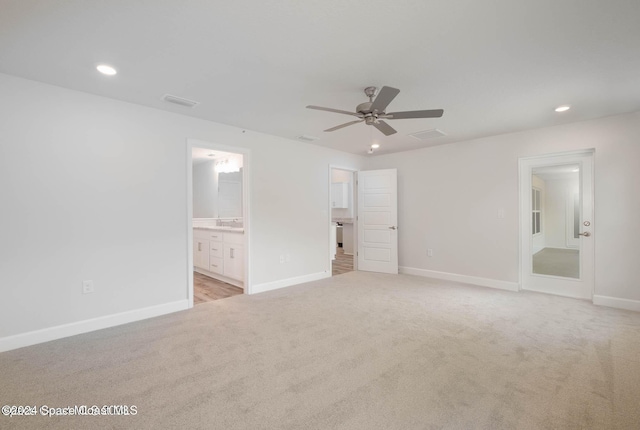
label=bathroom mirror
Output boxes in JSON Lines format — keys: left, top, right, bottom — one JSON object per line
{"left": 192, "top": 149, "right": 243, "bottom": 219}
{"left": 217, "top": 170, "right": 243, "bottom": 218}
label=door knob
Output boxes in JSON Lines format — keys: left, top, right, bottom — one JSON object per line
{"left": 578, "top": 231, "right": 591, "bottom": 237}
{"left": 389, "top": 226, "right": 397, "bottom": 230}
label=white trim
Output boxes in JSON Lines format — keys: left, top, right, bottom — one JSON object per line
{"left": 187, "top": 139, "right": 252, "bottom": 297}
{"left": 400, "top": 266, "right": 519, "bottom": 292}
{"left": 593, "top": 295, "right": 640, "bottom": 312}
{"left": 186, "top": 142, "right": 194, "bottom": 308}
{"left": 251, "top": 271, "right": 330, "bottom": 295}
{"left": 0, "top": 300, "right": 189, "bottom": 353}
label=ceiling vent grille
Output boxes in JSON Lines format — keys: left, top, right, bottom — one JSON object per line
{"left": 297, "top": 135, "right": 320, "bottom": 142}
{"left": 162, "top": 94, "right": 200, "bottom": 108}
{"left": 408, "top": 129, "right": 447, "bottom": 140}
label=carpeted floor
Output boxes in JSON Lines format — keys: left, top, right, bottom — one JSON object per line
{"left": 1, "top": 271, "right": 640, "bottom": 429}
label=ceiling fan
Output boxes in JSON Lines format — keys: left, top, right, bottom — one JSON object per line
{"left": 306, "top": 86, "right": 444, "bottom": 136}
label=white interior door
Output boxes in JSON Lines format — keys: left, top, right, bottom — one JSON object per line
{"left": 520, "top": 151, "right": 594, "bottom": 299}
{"left": 357, "top": 169, "right": 398, "bottom": 274}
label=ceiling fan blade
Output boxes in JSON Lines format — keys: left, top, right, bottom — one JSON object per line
{"left": 384, "top": 109, "right": 444, "bottom": 119}
{"left": 306, "top": 105, "right": 361, "bottom": 117}
{"left": 370, "top": 86, "right": 400, "bottom": 113}
{"left": 324, "top": 119, "right": 364, "bottom": 132}
{"left": 373, "top": 120, "right": 397, "bottom": 136}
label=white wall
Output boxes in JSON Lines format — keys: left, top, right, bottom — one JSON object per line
{"left": 192, "top": 160, "right": 217, "bottom": 218}
{"left": 365, "top": 111, "right": 640, "bottom": 303}
{"left": 0, "top": 73, "right": 363, "bottom": 347}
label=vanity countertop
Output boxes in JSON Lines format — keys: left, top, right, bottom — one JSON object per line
{"left": 332, "top": 218, "right": 353, "bottom": 224}
{"left": 194, "top": 226, "right": 244, "bottom": 233}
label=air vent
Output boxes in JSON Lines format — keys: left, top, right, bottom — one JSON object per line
{"left": 409, "top": 129, "right": 447, "bottom": 140}
{"left": 297, "top": 135, "right": 320, "bottom": 142}
{"left": 162, "top": 94, "right": 200, "bottom": 108}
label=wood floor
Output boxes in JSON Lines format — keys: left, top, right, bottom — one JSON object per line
{"left": 332, "top": 247, "right": 354, "bottom": 276}
{"left": 194, "top": 272, "right": 243, "bottom": 304}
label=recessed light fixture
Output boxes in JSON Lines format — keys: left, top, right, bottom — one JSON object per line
{"left": 96, "top": 64, "right": 117, "bottom": 76}
{"left": 371, "top": 143, "right": 380, "bottom": 149}
{"left": 555, "top": 105, "right": 570, "bottom": 112}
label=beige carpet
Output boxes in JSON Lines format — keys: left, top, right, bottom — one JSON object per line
{"left": 1, "top": 271, "right": 640, "bottom": 429}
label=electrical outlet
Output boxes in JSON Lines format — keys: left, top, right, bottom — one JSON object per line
{"left": 279, "top": 255, "right": 285, "bottom": 263}
{"left": 82, "top": 280, "right": 94, "bottom": 294}
{"left": 497, "top": 208, "right": 505, "bottom": 219}
{"left": 427, "top": 249, "right": 433, "bottom": 257}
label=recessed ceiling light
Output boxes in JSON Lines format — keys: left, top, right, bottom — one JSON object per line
{"left": 555, "top": 105, "right": 570, "bottom": 112}
{"left": 371, "top": 143, "right": 380, "bottom": 149}
{"left": 96, "top": 64, "right": 117, "bottom": 76}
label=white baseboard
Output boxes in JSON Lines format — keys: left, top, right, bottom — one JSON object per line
{"left": 250, "top": 271, "right": 330, "bottom": 295}
{"left": 593, "top": 295, "right": 640, "bottom": 312}
{"left": 399, "top": 266, "right": 520, "bottom": 292}
{"left": 0, "top": 300, "right": 189, "bottom": 353}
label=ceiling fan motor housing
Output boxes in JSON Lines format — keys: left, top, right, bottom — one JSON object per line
{"left": 357, "top": 101, "right": 374, "bottom": 115}
{"left": 306, "top": 85, "right": 443, "bottom": 136}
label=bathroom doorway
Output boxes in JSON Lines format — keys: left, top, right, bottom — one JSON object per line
{"left": 329, "top": 166, "right": 357, "bottom": 276}
{"left": 187, "top": 139, "right": 251, "bottom": 306}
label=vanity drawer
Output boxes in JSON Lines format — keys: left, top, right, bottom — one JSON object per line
{"left": 209, "top": 243, "right": 223, "bottom": 258}
{"left": 209, "top": 257, "right": 224, "bottom": 275}
{"left": 209, "top": 232, "right": 223, "bottom": 242}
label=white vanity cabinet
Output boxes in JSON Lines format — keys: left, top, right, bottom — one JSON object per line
{"left": 209, "top": 232, "right": 224, "bottom": 275}
{"left": 331, "top": 182, "right": 349, "bottom": 208}
{"left": 193, "top": 228, "right": 244, "bottom": 288}
{"left": 223, "top": 232, "right": 244, "bottom": 281}
{"left": 193, "top": 230, "right": 210, "bottom": 270}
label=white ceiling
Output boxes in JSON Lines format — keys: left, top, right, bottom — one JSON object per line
{"left": 1, "top": 0, "right": 639, "bottom": 156}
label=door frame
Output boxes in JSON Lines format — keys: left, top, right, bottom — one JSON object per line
{"left": 187, "top": 138, "right": 252, "bottom": 306}
{"left": 328, "top": 165, "right": 359, "bottom": 274}
{"left": 518, "top": 149, "right": 595, "bottom": 299}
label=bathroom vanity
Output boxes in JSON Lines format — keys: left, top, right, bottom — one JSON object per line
{"left": 193, "top": 226, "right": 244, "bottom": 289}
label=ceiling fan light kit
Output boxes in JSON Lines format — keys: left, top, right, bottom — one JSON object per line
{"left": 307, "top": 86, "right": 444, "bottom": 136}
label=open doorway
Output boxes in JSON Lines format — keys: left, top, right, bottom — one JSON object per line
{"left": 330, "top": 166, "right": 357, "bottom": 276}
{"left": 187, "top": 139, "right": 251, "bottom": 306}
